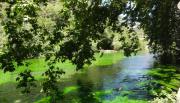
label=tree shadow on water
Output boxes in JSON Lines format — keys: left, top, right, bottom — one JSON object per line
{"left": 76, "top": 79, "right": 101, "bottom": 103}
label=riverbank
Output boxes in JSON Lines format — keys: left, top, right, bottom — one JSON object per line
{"left": 0, "top": 51, "right": 124, "bottom": 85}
{"left": 0, "top": 52, "right": 156, "bottom": 103}
{"left": 0, "top": 51, "right": 126, "bottom": 103}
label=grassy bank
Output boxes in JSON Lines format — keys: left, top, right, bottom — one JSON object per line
{"left": 0, "top": 52, "right": 124, "bottom": 85}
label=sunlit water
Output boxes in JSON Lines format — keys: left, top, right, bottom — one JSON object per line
{"left": 59, "top": 53, "right": 155, "bottom": 102}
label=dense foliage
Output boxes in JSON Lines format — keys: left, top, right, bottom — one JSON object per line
{"left": 128, "top": 0, "right": 180, "bottom": 64}
{"left": 0, "top": 0, "right": 139, "bottom": 101}
{"left": 0, "top": 0, "right": 180, "bottom": 102}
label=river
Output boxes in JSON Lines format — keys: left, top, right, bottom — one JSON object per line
{"left": 59, "top": 53, "right": 154, "bottom": 102}
{"left": 0, "top": 53, "right": 155, "bottom": 103}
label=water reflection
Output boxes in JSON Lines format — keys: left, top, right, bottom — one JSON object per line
{"left": 59, "top": 53, "right": 155, "bottom": 102}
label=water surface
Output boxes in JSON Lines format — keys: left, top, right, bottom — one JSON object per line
{"left": 0, "top": 53, "right": 155, "bottom": 103}
{"left": 59, "top": 53, "right": 154, "bottom": 102}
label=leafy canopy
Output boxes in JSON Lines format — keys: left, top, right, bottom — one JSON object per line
{"left": 1, "top": 0, "right": 179, "bottom": 99}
